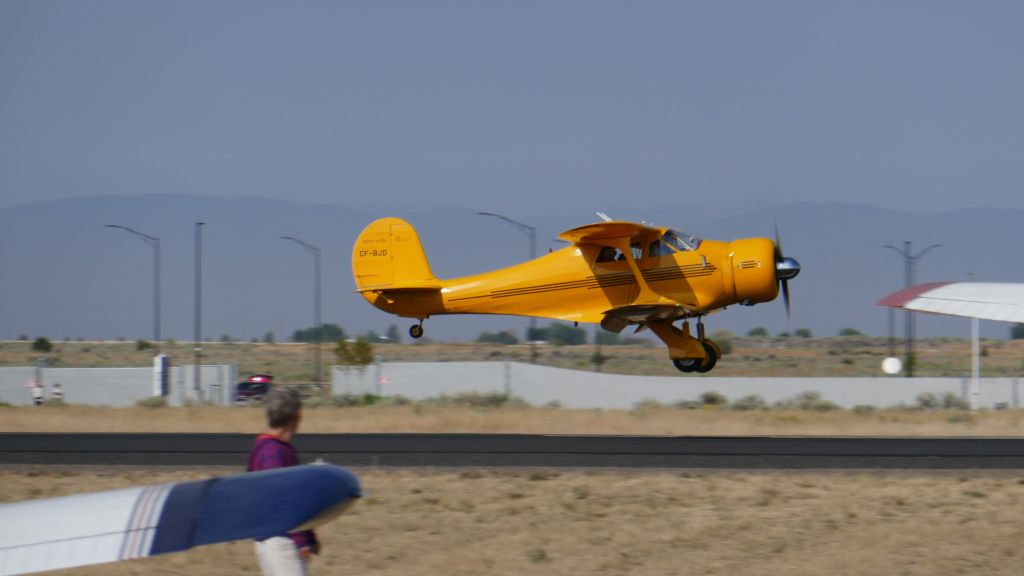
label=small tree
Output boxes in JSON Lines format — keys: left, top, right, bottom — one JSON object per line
{"left": 31, "top": 337, "right": 52, "bottom": 352}
{"left": 595, "top": 331, "right": 621, "bottom": 345}
{"left": 386, "top": 324, "right": 402, "bottom": 344}
{"left": 477, "top": 330, "right": 519, "bottom": 344}
{"left": 294, "top": 323, "right": 346, "bottom": 343}
{"left": 263, "top": 331, "right": 276, "bottom": 344}
{"left": 747, "top": 327, "right": 769, "bottom": 337}
{"left": 794, "top": 328, "right": 813, "bottom": 338}
{"left": 546, "top": 323, "right": 587, "bottom": 346}
{"left": 590, "top": 350, "right": 608, "bottom": 372}
{"left": 335, "top": 337, "right": 374, "bottom": 369}
{"left": 838, "top": 327, "right": 864, "bottom": 337}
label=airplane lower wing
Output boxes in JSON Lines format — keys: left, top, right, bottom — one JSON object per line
{"left": 877, "top": 282, "right": 1024, "bottom": 322}
{"left": 0, "top": 465, "right": 361, "bottom": 576}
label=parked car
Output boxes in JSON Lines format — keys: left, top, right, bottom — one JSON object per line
{"left": 234, "top": 374, "right": 273, "bottom": 404}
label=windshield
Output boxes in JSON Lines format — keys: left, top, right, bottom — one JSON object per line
{"left": 662, "top": 229, "right": 702, "bottom": 251}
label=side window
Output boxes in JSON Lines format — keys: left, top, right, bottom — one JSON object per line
{"left": 630, "top": 242, "right": 643, "bottom": 261}
{"left": 596, "top": 246, "right": 617, "bottom": 263}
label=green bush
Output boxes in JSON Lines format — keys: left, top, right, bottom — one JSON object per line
{"left": 915, "top": 392, "right": 940, "bottom": 410}
{"left": 31, "top": 337, "right": 52, "bottom": 352}
{"left": 427, "top": 392, "right": 525, "bottom": 408}
{"left": 775, "top": 390, "right": 840, "bottom": 412}
{"left": 942, "top": 392, "right": 970, "bottom": 410}
{"left": 136, "top": 396, "right": 167, "bottom": 408}
{"left": 851, "top": 404, "right": 877, "bottom": 415}
{"left": 700, "top": 391, "right": 728, "bottom": 407}
{"left": 731, "top": 394, "right": 767, "bottom": 411}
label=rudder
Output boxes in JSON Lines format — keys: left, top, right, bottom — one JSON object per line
{"left": 352, "top": 218, "right": 437, "bottom": 291}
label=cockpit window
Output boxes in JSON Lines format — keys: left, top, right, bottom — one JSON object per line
{"left": 662, "top": 229, "right": 702, "bottom": 251}
{"left": 648, "top": 240, "right": 675, "bottom": 257}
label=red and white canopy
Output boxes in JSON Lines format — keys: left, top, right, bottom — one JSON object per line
{"left": 878, "top": 282, "right": 1024, "bottom": 323}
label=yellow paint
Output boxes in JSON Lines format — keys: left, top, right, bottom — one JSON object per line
{"left": 352, "top": 217, "right": 785, "bottom": 369}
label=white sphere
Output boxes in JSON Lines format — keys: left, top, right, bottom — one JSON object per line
{"left": 881, "top": 357, "right": 903, "bottom": 375}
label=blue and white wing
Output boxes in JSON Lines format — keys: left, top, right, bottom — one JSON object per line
{"left": 0, "top": 465, "right": 361, "bottom": 576}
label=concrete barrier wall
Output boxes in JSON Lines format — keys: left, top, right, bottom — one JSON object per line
{"left": 0, "top": 365, "right": 236, "bottom": 407}
{"left": 332, "top": 362, "right": 1022, "bottom": 410}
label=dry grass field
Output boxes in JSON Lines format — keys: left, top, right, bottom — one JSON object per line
{"left": 4, "top": 466, "right": 1024, "bottom": 576}
{"left": 3, "top": 404, "right": 1024, "bottom": 436}
{"left": 3, "top": 337, "right": 1024, "bottom": 380}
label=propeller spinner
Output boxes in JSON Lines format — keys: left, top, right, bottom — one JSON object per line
{"left": 774, "top": 224, "right": 801, "bottom": 319}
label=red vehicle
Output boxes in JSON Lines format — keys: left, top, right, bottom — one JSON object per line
{"left": 234, "top": 374, "right": 273, "bottom": 404}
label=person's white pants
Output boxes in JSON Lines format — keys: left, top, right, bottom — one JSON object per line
{"left": 254, "top": 537, "right": 308, "bottom": 576}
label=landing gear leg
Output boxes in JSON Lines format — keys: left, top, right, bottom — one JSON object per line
{"left": 409, "top": 321, "right": 424, "bottom": 339}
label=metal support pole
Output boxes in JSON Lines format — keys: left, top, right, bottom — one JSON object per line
{"left": 282, "top": 236, "right": 323, "bottom": 388}
{"left": 194, "top": 222, "right": 205, "bottom": 403}
{"left": 884, "top": 241, "right": 941, "bottom": 377}
{"left": 104, "top": 225, "right": 161, "bottom": 353}
{"left": 970, "top": 317, "right": 980, "bottom": 411}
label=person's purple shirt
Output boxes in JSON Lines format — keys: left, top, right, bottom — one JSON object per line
{"left": 247, "top": 434, "right": 319, "bottom": 551}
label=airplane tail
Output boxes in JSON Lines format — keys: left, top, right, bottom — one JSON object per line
{"left": 352, "top": 217, "right": 439, "bottom": 292}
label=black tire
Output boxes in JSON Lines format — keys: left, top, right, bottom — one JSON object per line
{"left": 409, "top": 324, "right": 424, "bottom": 339}
{"left": 673, "top": 358, "right": 698, "bottom": 373}
{"left": 694, "top": 342, "right": 718, "bottom": 373}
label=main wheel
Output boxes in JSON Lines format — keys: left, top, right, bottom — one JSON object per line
{"left": 694, "top": 342, "right": 718, "bottom": 373}
{"left": 673, "top": 358, "right": 698, "bottom": 373}
{"left": 409, "top": 324, "right": 424, "bottom": 339}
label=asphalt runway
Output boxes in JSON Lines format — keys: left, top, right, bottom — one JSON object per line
{"left": 3, "top": 433, "right": 1024, "bottom": 469}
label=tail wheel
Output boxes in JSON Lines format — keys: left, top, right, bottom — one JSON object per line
{"left": 409, "top": 324, "right": 424, "bottom": 339}
{"left": 694, "top": 342, "right": 718, "bottom": 373}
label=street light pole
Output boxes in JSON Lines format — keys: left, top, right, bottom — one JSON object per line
{"left": 884, "top": 241, "right": 941, "bottom": 377}
{"left": 194, "top": 222, "right": 206, "bottom": 402}
{"left": 103, "top": 225, "right": 161, "bottom": 353}
{"left": 477, "top": 212, "right": 538, "bottom": 364}
{"left": 281, "top": 236, "right": 323, "bottom": 389}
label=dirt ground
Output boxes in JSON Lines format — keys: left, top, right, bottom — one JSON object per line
{"left": 3, "top": 337, "right": 1024, "bottom": 379}
{"left": 4, "top": 466, "right": 1023, "bottom": 576}
{"left": 3, "top": 404, "right": 1024, "bottom": 436}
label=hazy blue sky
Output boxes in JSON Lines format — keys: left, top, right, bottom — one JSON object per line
{"left": 2, "top": 1, "right": 1023, "bottom": 213}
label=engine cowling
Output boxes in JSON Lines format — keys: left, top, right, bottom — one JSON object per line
{"left": 729, "top": 238, "right": 779, "bottom": 305}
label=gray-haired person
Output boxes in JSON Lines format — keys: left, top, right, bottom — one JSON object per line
{"left": 247, "top": 387, "right": 319, "bottom": 576}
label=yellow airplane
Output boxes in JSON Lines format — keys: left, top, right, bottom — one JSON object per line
{"left": 352, "top": 216, "right": 800, "bottom": 373}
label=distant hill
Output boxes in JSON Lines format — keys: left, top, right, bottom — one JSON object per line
{"left": 2, "top": 195, "right": 1022, "bottom": 343}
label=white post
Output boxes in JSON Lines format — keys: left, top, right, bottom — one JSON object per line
{"left": 970, "top": 317, "right": 980, "bottom": 411}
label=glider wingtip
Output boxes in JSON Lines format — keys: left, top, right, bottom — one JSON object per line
{"left": 877, "top": 281, "right": 953, "bottom": 308}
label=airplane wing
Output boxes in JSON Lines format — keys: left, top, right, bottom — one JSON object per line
{"left": 0, "top": 465, "right": 361, "bottom": 576}
{"left": 558, "top": 221, "right": 664, "bottom": 244}
{"left": 877, "top": 282, "right": 1024, "bottom": 323}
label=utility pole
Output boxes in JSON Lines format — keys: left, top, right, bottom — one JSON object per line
{"left": 104, "top": 225, "right": 161, "bottom": 353}
{"left": 477, "top": 212, "right": 538, "bottom": 364}
{"left": 884, "top": 241, "right": 941, "bottom": 377}
{"left": 281, "top": 236, "right": 323, "bottom": 389}
{"left": 194, "top": 222, "right": 206, "bottom": 402}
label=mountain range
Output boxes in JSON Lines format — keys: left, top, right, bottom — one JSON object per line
{"left": 2, "top": 195, "right": 1022, "bottom": 343}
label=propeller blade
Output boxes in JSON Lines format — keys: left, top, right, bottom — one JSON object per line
{"left": 774, "top": 221, "right": 783, "bottom": 256}
{"left": 782, "top": 279, "right": 791, "bottom": 321}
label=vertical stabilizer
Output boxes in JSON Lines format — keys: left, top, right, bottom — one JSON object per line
{"left": 352, "top": 218, "right": 438, "bottom": 291}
